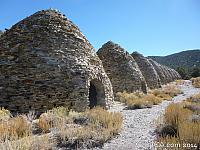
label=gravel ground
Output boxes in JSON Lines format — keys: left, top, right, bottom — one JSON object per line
{"left": 95, "top": 80, "right": 200, "bottom": 150}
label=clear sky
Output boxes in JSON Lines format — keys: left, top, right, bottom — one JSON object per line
{"left": 0, "top": 0, "right": 199, "bottom": 56}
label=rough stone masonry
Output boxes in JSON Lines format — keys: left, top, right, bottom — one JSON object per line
{"left": 0, "top": 9, "right": 114, "bottom": 113}
{"left": 131, "top": 52, "right": 162, "bottom": 89}
{"left": 0, "top": 9, "right": 181, "bottom": 114}
{"left": 97, "top": 41, "right": 148, "bottom": 94}
{"left": 148, "top": 58, "right": 181, "bottom": 84}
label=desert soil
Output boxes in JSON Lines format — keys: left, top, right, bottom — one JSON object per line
{"left": 95, "top": 80, "right": 200, "bottom": 150}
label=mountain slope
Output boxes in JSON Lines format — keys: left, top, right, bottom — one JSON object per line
{"left": 148, "top": 49, "right": 200, "bottom": 69}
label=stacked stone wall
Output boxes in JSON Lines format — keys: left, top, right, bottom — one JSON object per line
{"left": 0, "top": 9, "right": 113, "bottom": 113}
{"left": 97, "top": 41, "right": 147, "bottom": 95}
{"left": 131, "top": 52, "right": 161, "bottom": 89}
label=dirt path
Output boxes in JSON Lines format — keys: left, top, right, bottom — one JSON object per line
{"left": 96, "top": 81, "right": 200, "bottom": 150}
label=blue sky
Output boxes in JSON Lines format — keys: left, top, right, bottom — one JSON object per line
{"left": 0, "top": 0, "right": 199, "bottom": 56}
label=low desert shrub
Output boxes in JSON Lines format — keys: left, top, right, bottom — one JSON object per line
{"left": 38, "top": 106, "right": 123, "bottom": 149}
{"left": 0, "top": 115, "right": 32, "bottom": 142}
{"left": 186, "top": 93, "right": 200, "bottom": 103}
{"left": 151, "top": 89, "right": 172, "bottom": 101}
{"left": 0, "top": 134, "right": 55, "bottom": 150}
{"left": 163, "top": 85, "right": 183, "bottom": 97}
{"left": 184, "top": 93, "right": 200, "bottom": 113}
{"left": 163, "top": 103, "right": 192, "bottom": 131}
{"left": 157, "top": 101, "right": 200, "bottom": 149}
{"left": 0, "top": 106, "right": 123, "bottom": 149}
{"left": 143, "top": 94, "right": 163, "bottom": 105}
{"left": 151, "top": 84, "right": 182, "bottom": 101}
{"left": 191, "top": 77, "right": 200, "bottom": 88}
{"left": 38, "top": 106, "right": 70, "bottom": 133}
{"left": 0, "top": 107, "right": 11, "bottom": 121}
{"left": 178, "top": 121, "right": 200, "bottom": 144}
{"left": 116, "top": 91, "right": 163, "bottom": 109}
{"left": 85, "top": 107, "right": 123, "bottom": 134}
{"left": 49, "top": 107, "right": 123, "bottom": 149}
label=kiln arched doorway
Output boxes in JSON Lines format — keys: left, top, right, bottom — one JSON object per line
{"left": 89, "top": 79, "right": 106, "bottom": 108}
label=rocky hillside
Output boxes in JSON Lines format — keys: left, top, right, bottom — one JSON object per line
{"left": 148, "top": 49, "right": 200, "bottom": 69}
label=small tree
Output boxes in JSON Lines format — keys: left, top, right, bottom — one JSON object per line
{"left": 191, "top": 67, "right": 200, "bottom": 78}
{"left": 176, "top": 67, "right": 189, "bottom": 79}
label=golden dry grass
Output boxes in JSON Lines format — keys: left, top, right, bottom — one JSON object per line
{"left": 116, "top": 84, "right": 182, "bottom": 110}
{"left": 38, "top": 106, "right": 70, "bottom": 133}
{"left": 163, "top": 84, "right": 183, "bottom": 97}
{"left": 151, "top": 84, "right": 182, "bottom": 101}
{"left": 116, "top": 91, "right": 163, "bottom": 109}
{"left": 0, "top": 115, "right": 32, "bottom": 142}
{"left": 191, "top": 77, "right": 200, "bottom": 88}
{"left": 38, "top": 107, "right": 123, "bottom": 149}
{"left": 0, "top": 107, "right": 123, "bottom": 149}
{"left": 58, "top": 107, "right": 123, "bottom": 144}
{"left": 0, "top": 134, "right": 55, "bottom": 150}
{"left": 178, "top": 121, "right": 200, "bottom": 144}
{"left": 150, "top": 89, "right": 172, "bottom": 101}
{"left": 85, "top": 107, "right": 123, "bottom": 134}
{"left": 157, "top": 93, "right": 200, "bottom": 148}
{"left": 164, "top": 103, "right": 192, "bottom": 129}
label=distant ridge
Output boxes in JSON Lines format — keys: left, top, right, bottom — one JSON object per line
{"left": 148, "top": 49, "right": 200, "bottom": 69}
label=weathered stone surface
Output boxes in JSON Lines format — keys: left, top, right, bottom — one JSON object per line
{"left": 166, "top": 67, "right": 181, "bottom": 81}
{"left": 131, "top": 52, "right": 161, "bottom": 89}
{"left": 0, "top": 9, "right": 114, "bottom": 113}
{"left": 162, "top": 65, "right": 173, "bottom": 83}
{"left": 148, "top": 59, "right": 168, "bottom": 84}
{"left": 97, "top": 41, "right": 147, "bottom": 95}
{"left": 148, "top": 59, "right": 181, "bottom": 84}
{"left": 160, "top": 65, "right": 181, "bottom": 82}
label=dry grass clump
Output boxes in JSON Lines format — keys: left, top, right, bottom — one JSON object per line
{"left": 157, "top": 99, "right": 200, "bottom": 149}
{"left": 116, "top": 85, "right": 183, "bottom": 110}
{"left": 187, "top": 93, "right": 200, "bottom": 103}
{"left": 184, "top": 93, "right": 200, "bottom": 113}
{"left": 164, "top": 85, "right": 183, "bottom": 97}
{"left": 150, "top": 89, "right": 172, "bottom": 101}
{"left": 58, "top": 107, "right": 123, "bottom": 148}
{"left": 143, "top": 94, "right": 163, "bottom": 105}
{"left": 178, "top": 121, "right": 200, "bottom": 144}
{"left": 38, "top": 106, "right": 70, "bottom": 133}
{"left": 0, "top": 107, "right": 123, "bottom": 149}
{"left": 151, "top": 84, "right": 182, "bottom": 101}
{"left": 0, "top": 107, "right": 11, "bottom": 121}
{"left": 116, "top": 91, "right": 162, "bottom": 109}
{"left": 0, "top": 134, "right": 55, "bottom": 150}
{"left": 0, "top": 115, "right": 32, "bottom": 143}
{"left": 163, "top": 103, "right": 192, "bottom": 131}
{"left": 85, "top": 107, "right": 123, "bottom": 135}
{"left": 191, "top": 77, "right": 200, "bottom": 88}
{"left": 39, "top": 107, "right": 123, "bottom": 149}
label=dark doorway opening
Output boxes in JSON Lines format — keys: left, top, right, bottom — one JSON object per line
{"left": 89, "top": 83, "right": 97, "bottom": 108}
{"left": 88, "top": 79, "right": 106, "bottom": 109}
